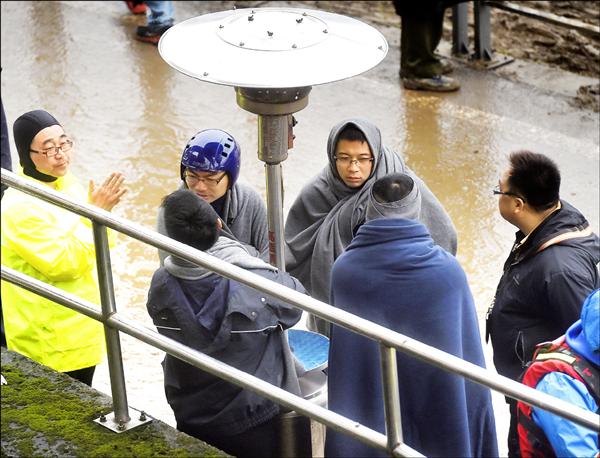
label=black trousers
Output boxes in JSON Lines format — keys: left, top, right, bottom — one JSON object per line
{"left": 65, "top": 365, "right": 96, "bottom": 387}
{"left": 394, "top": 0, "right": 464, "bottom": 78}
{"left": 181, "top": 415, "right": 281, "bottom": 458}
{"left": 507, "top": 398, "right": 522, "bottom": 458}
{"left": 400, "top": 6, "right": 446, "bottom": 78}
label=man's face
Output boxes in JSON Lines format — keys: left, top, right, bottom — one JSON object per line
{"left": 183, "top": 168, "right": 230, "bottom": 203}
{"left": 334, "top": 139, "right": 373, "bottom": 189}
{"left": 29, "top": 125, "right": 71, "bottom": 177}
{"left": 497, "top": 171, "right": 519, "bottom": 226}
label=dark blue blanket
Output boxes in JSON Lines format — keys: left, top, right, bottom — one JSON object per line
{"left": 326, "top": 218, "right": 498, "bottom": 457}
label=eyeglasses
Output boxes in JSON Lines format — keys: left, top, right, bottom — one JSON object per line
{"left": 184, "top": 172, "right": 227, "bottom": 187}
{"left": 30, "top": 139, "right": 73, "bottom": 158}
{"left": 493, "top": 185, "right": 526, "bottom": 202}
{"left": 334, "top": 155, "right": 374, "bottom": 167}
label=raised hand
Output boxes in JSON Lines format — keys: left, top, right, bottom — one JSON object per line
{"left": 89, "top": 172, "right": 127, "bottom": 211}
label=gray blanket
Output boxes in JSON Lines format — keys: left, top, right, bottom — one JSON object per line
{"left": 284, "top": 118, "right": 457, "bottom": 335}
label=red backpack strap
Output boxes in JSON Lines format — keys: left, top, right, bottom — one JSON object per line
{"left": 517, "top": 338, "right": 584, "bottom": 458}
{"left": 517, "top": 409, "right": 556, "bottom": 458}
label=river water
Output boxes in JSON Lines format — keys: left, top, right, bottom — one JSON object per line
{"left": 2, "top": 1, "right": 599, "bottom": 456}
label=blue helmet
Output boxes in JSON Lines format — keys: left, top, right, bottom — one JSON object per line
{"left": 180, "top": 129, "right": 241, "bottom": 187}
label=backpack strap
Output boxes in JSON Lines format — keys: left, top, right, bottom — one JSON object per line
{"left": 536, "top": 227, "right": 592, "bottom": 253}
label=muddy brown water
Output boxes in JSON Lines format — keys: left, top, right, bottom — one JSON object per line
{"left": 2, "top": 2, "right": 598, "bottom": 455}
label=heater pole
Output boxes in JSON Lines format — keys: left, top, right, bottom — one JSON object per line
{"left": 257, "top": 114, "right": 289, "bottom": 269}
{"left": 237, "top": 87, "right": 311, "bottom": 270}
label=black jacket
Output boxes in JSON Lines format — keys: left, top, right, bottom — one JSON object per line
{"left": 147, "top": 265, "right": 304, "bottom": 437}
{"left": 392, "top": 0, "right": 465, "bottom": 17}
{"left": 487, "top": 201, "right": 599, "bottom": 381}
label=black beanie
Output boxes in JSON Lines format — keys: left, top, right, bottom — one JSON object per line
{"left": 13, "top": 110, "right": 62, "bottom": 182}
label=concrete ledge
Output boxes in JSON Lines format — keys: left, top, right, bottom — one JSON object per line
{"left": 1, "top": 349, "right": 229, "bottom": 457}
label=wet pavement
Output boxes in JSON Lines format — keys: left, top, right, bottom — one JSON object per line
{"left": 1, "top": 1, "right": 599, "bottom": 456}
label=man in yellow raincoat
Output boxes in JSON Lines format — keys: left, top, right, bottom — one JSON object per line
{"left": 1, "top": 110, "right": 127, "bottom": 386}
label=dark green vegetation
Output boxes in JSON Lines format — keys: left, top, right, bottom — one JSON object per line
{"left": 1, "top": 349, "right": 229, "bottom": 457}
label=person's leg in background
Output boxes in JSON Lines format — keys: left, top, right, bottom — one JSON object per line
{"left": 400, "top": 9, "right": 445, "bottom": 79}
{"left": 136, "top": 1, "right": 174, "bottom": 45}
{"left": 124, "top": 1, "right": 147, "bottom": 15}
{"left": 507, "top": 399, "right": 522, "bottom": 457}
{"left": 398, "top": 1, "right": 460, "bottom": 92}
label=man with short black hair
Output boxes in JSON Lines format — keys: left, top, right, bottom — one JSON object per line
{"left": 147, "top": 189, "right": 304, "bottom": 458}
{"left": 162, "top": 189, "right": 219, "bottom": 250}
{"left": 487, "top": 150, "right": 599, "bottom": 457}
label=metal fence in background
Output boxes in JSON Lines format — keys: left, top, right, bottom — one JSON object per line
{"left": 452, "top": 0, "right": 600, "bottom": 65}
{"left": 1, "top": 168, "right": 598, "bottom": 457}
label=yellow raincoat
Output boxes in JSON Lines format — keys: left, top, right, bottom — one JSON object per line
{"left": 1, "top": 172, "right": 106, "bottom": 372}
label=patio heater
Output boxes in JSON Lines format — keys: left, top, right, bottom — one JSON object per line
{"left": 159, "top": 7, "right": 387, "bottom": 270}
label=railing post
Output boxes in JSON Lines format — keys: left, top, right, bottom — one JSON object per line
{"left": 474, "top": 0, "right": 494, "bottom": 60}
{"left": 92, "top": 222, "right": 131, "bottom": 429}
{"left": 452, "top": 3, "right": 470, "bottom": 56}
{"left": 379, "top": 345, "right": 403, "bottom": 456}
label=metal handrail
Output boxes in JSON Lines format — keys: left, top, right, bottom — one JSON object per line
{"left": 0, "top": 265, "right": 420, "bottom": 457}
{"left": 2, "top": 168, "right": 598, "bottom": 453}
{"left": 454, "top": 0, "right": 600, "bottom": 62}
{"left": 486, "top": 1, "right": 600, "bottom": 37}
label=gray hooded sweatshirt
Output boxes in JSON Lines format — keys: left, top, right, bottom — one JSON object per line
{"left": 284, "top": 118, "right": 457, "bottom": 336}
{"left": 157, "top": 182, "right": 269, "bottom": 264}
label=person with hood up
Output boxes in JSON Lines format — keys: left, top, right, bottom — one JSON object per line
{"left": 1, "top": 109, "right": 127, "bottom": 386}
{"left": 147, "top": 189, "right": 305, "bottom": 458}
{"left": 486, "top": 150, "right": 599, "bottom": 457}
{"left": 157, "top": 128, "right": 268, "bottom": 264}
{"left": 324, "top": 173, "right": 498, "bottom": 458}
{"left": 517, "top": 289, "right": 599, "bottom": 457}
{"left": 284, "top": 118, "right": 457, "bottom": 336}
